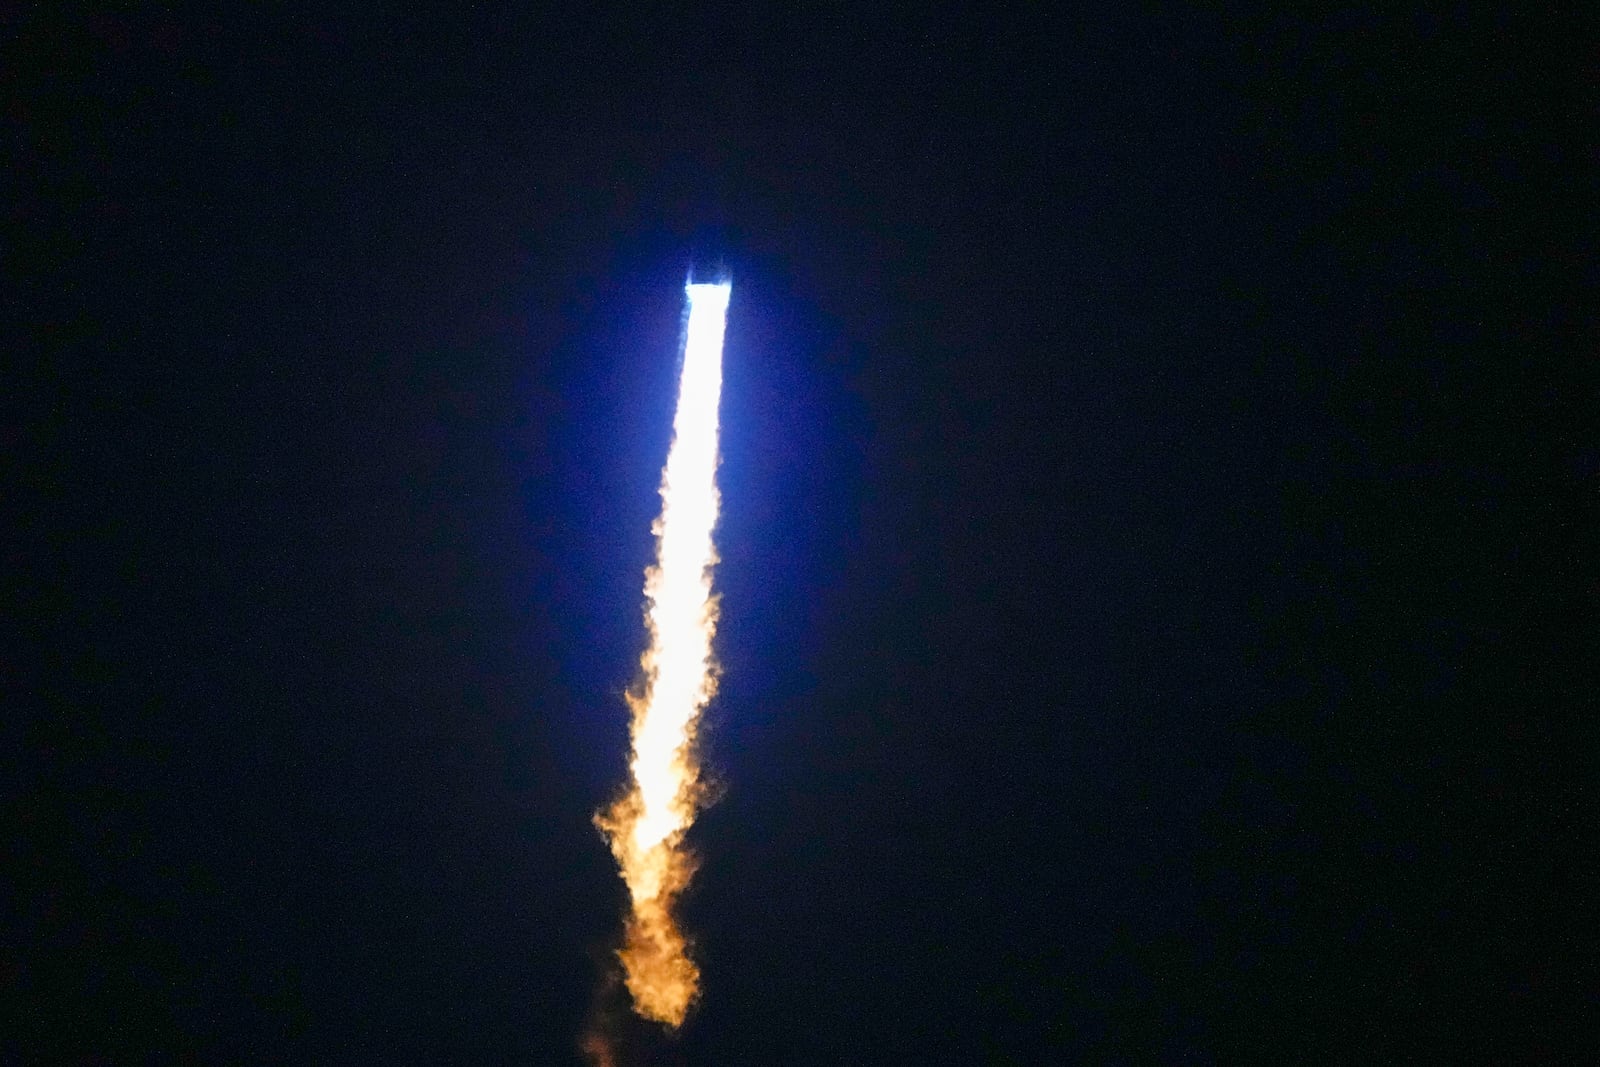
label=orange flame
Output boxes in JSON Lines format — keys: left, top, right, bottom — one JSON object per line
{"left": 596, "top": 281, "right": 730, "bottom": 1027}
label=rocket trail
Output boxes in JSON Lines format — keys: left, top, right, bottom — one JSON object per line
{"left": 597, "top": 280, "right": 731, "bottom": 1028}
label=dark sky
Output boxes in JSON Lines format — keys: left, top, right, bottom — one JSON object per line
{"left": 9, "top": 6, "right": 1583, "bottom": 1064}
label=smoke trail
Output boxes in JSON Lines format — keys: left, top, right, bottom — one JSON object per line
{"left": 596, "top": 280, "right": 730, "bottom": 1028}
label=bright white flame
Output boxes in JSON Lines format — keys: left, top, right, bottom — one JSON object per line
{"left": 596, "top": 280, "right": 730, "bottom": 1027}
{"left": 630, "top": 283, "right": 726, "bottom": 854}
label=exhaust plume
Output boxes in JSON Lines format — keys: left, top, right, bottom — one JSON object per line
{"left": 596, "top": 280, "right": 731, "bottom": 1028}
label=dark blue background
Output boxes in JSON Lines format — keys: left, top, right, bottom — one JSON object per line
{"left": 9, "top": 6, "right": 1581, "bottom": 1064}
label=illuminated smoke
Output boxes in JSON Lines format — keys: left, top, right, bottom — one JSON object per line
{"left": 596, "top": 280, "right": 730, "bottom": 1028}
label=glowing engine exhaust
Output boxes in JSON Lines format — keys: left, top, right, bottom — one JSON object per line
{"left": 596, "top": 280, "right": 730, "bottom": 1028}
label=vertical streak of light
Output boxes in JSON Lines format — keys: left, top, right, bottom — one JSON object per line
{"left": 597, "top": 281, "right": 730, "bottom": 1027}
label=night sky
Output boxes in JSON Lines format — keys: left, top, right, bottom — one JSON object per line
{"left": 10, "top": 7, "right": 1582, "bottom": 1064}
